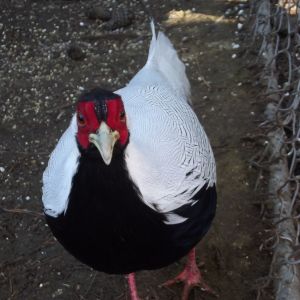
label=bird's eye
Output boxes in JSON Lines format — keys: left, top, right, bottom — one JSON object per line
{"left": 77, "top": 113, "right": 86, "bottom": 127}
{"left": 120, "top": 111, "right": 126, "bottom": 122}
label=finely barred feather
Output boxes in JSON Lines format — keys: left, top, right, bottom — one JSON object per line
{"left": 117, "top": 85, "right": 216, "bottom": 223}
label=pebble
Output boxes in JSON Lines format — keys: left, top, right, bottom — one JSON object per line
{"left": 67, "top": 45, "right": 85, "bottom": 61}
{"left": 232, "top": 42, "right": 240, "bottom": 49}
{"left": 237, "top": 23, "right": 243, "bottom": 30}
{"left": 182, "top": 36, "right": 189, "bottom": 43}
{"left": 87, "top": 6, "right": 111, "bottom": 21}
{"left": 103, "top": 7, "right": 134, "bottom": 31}
{"left": 0, "top": 167, "right": 5, "bottom": 172}
{"left": 239, "top": 16, "right": 246, "bottom": 22}
{"left": 52, "top": 288, "right": 63, "bottom": 298}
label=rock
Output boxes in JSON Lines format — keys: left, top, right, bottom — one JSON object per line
{"left": 103, "top": 8, "right": 134, "bottom": 31}
{"left": 67, "top": 45, "right": 85, "bottom": 61}
{"left": 87, "top": 6, "right": 111, "bottom": 21}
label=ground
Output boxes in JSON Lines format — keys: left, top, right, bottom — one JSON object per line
{"left": 0, "top": 0, "right": 272, "bottom": 299}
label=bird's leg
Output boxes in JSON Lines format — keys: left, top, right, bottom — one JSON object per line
{"left": 126, "top": 273, "right": 141, "bottom": 300}
{"left": 162, "top": 248, "right": 218, "bottom": 300}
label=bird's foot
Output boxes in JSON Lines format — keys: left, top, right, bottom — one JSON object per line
{"left": 162, "top": 265, "right": 218, "bottom": 300}
{"left": 161, "top": 249, "right": 218, "bottom": 300}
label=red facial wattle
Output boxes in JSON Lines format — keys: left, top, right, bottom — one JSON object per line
{"left": 76, "top": 98, "right": 129, "bottom": 150}
{"left": 105, "top": 99, "right": 129, "bottom": 146}
{"left": 76, "top": 101, "right": 100, "bottom": 149}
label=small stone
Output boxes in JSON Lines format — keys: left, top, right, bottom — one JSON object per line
{"left": 67, "top": 45, "right": 85, "bottom": 61}
{"left": 52, "top": 288, "right": 63, "bottom": 298}
{"left": 88, "top": 6, "right": 111, "bottom": 21}
{"left": 232, "top": 42, "right": 240, "bottom": 49}
{"left": 182, "top": 36, "right": 189, "bottom": 43}
{"left": 0, "top": 167, "right": 4, "bottom": 172}
{"left": 103, "top": 8, "right": 134, "bottom": 31}
{"left": 239, "top": 16, "right": 246, "bottom": 22}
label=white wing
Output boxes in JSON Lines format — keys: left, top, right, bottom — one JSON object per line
{"left": 116, "top": 24, "right": 216, "bottom": 224}
{"left": 118, "top": 86, "right": 216, "bottom": 220}
{"left": 42, "top": 115, "right": 80, "bottom": 217}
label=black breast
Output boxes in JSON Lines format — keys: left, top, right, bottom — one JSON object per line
{"left": 46, "top": 151, "right": 217, "bottom": 275}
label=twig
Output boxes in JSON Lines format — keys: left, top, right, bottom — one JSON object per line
{"left": 0, "top": 207, "right": 43, "bottom": 217}
{"left": 83, "top": 272, "right": 97, "bottom": 297}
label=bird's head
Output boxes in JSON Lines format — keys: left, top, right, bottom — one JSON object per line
{"left": 76, "top": 88, "right": 129, "bottom": 165}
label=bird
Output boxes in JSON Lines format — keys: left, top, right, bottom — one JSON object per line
{"left": 42, "top": 22, "right": 217, "bottom": 300}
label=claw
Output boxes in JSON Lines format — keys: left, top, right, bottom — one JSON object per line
{"left": 161, "top": 248, "right": 218, "bottom": 300}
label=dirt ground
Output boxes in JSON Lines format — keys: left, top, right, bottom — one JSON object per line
{"left": 0, "top": 0, "right": 273, "bottom": 299}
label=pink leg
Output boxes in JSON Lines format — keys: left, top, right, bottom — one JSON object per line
{"left": 127, "top": 273, "right": 141, "bottom": 300}
{"left": 162, "top": 248, "right": 218, "bottom": 300}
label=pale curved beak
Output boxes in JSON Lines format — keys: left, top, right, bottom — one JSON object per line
{"left": 89, "top": 122, "right": 120, "bottom": 165}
